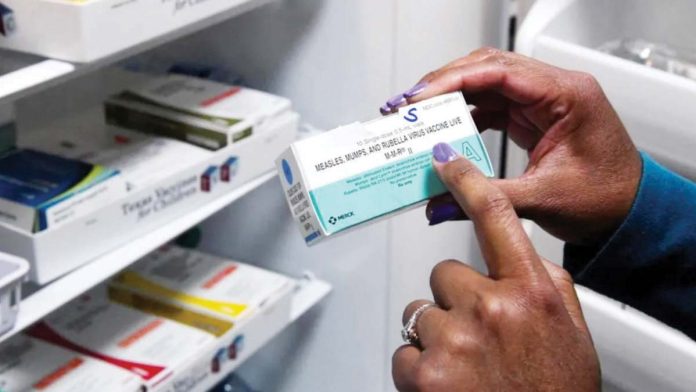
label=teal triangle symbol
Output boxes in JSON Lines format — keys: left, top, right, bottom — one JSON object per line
{"left": 463, "top": 142, "right": 482, "bottom": 162}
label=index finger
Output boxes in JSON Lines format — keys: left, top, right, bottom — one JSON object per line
{"left": 407, "top": 51, "right": 558, "bottom": 107}
{"left": 431, "top": 143, "right": 548, "bottom": 282}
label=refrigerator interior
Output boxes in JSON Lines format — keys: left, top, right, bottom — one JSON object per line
{"left": 515, "top": 1, "right": 696, "bottom": 391}
{"left": 14, "top": 0, "right": 695, "bottom": 390}
{"left": 10, "top": 1, "right": 508, "bottom": 391}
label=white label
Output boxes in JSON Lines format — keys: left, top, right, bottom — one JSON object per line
{"left": 293, "top": 92, "right": 477, "bottom": 189}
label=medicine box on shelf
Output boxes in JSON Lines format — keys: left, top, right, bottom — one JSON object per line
{"left": 0, "top": 335, "right": 144, "bottom": 392}
{"left": 27, "top": 288, "right": 219, "bottom": 391}
{"left": 0, "top": 111, "right": 299, "bottom": 284}
{"left": 107, "top": 246, "right": 296, "bottom": 390}
{"left": 0, "top": 0, "right": 273, "bottom": 63}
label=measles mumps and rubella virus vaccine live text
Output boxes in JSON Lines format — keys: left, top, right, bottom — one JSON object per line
{"left": 277, "top": 92, "right": 494, "bottom": 245}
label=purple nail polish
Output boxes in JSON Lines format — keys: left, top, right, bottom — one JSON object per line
{"left": 387, "top": 94, "right": 407, "bottom": 109}
{"left": 403, "top": 82, "right": 428, "bottom": 98}
{"left": 379, "top": 104, "right": 393, "bottom": 115}
{"left": 428, "top": 203, "right": 462, "bottom": 226}
{"left": 432, "top": 143, "right": 459, "bottom": 163}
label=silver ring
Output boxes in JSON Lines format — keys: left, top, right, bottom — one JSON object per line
{"left": 401, "top": 303, "right": 438, "bottom": 346}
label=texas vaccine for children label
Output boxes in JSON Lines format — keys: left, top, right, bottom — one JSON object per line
{"left": 277, "top": 92, "right": 494, "bottom": 245}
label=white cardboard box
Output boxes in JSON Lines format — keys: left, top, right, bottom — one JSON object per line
{"left": 105, "top": 74, "right": 292, "bottom": 151}
{"left": 0, "top": 0, "right": 273, "bottom": 63}
{"left": 277, "top": 92, "right": 493, "bottom": 245}
{"left": 108, "top": 248, "right": 296, "bottom": 391}
{"left": 0, "top": 111, "right": 299, "bottom": 283}
{"left": 110, "top": 245, "right": 294, "bottom": 324}
{"left": 0, "top": 335, "right": 143, "bottom": 392}
{"left": 27, "top": 289, "right": 217, "bottom": 391}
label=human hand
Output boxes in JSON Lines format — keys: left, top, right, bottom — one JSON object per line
{"left": 392, "top": 144, "right": 600, "bottom": 392}
{"left": 382, "top": 48, "right": 642, "bottom": 246}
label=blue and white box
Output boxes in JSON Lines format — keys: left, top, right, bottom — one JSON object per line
{"left": 0, "top": 149, "right": 123, "bottom": 233}
{"left": 276, "top": 92, "right": 494, "bottom": 245}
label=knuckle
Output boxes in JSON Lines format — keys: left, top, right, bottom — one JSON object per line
{"left": 475, "top": 294, "right": 512, "bottom": 325}
{"left": 539, "top": 285, "right": 565, "bottom": 310}
{"left": 493, "top": 53, "right": 515, "bottom": 67}
{"left": 430, "top": 259, "right": 459, "bottom": 288}
{"left": 471, "top": 46, "right": 500, "bottom": 57}
{"left": 478, "top": 192, "right": 513, "bottom": 217}
{"left": 422, "top": 70, "right": 440, "bottom": 82}
{"left": 442, "top": 327, "right": 477, "bottom": 355}
{"left": 574, "top": 71, "right": 599, "bottom": 86}
{"left": 391, "top": 345, "right": 408, "bottom": 364}
{"left": 553, "top": 265, "right": 574, "bottom": 285}
{"left": 572, "top": 71, "right": 602, "bottom": 96}
{"left": 445, "top": 161, "right": 479, "bottom": 188}
{"left": 482, "top": 49, "right": 514, "bottom": 67}
{"left": 412, "top": 362, "right": 445, "bottom": 392}
{"left": 526, "top": 284, "right": 565, "bottom": 316}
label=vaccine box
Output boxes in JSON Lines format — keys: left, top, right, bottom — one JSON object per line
{"left": 0, "top": 149, "right": 125, "bottom": 233}
{"left": 27, "top": 290, "right": 217, "bottom": 391}
{"left": 31, "top": 128, "right": 212, "bottom": 194}
{"left": 277, "top": 92, "right": 494, "bottom": 245}
{"left": 108, "top": 246, "right": 295, "bottom": 386}
{"left": 0, "top": 335, "right": 143, "bottom": 392}
{"left": 109, "top": 245, "right": 294, "bottom": 324}
{"left": 105, "top": 74, "right": 291, "bottom": 151}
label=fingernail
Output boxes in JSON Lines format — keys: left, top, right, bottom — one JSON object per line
{"left": 428, "top": 203, "right": 461, "bottom": 226}
{"left": 379, "top": 104, "right": 393, "bottom": 115}
{"left": 432, "top": 142, "right": 459, "bottom": 163}
{"left": 403, "top": 82, "right": 428, "bottom": 98}
{"left": 387, "top": 94, "right": 407, "bottom": 109}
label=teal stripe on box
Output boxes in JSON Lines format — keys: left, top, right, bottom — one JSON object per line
{"left": 309, "top": 135, "right": 493, "bottom": 234}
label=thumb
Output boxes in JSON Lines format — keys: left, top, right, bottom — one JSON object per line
{"left": 426, "top": 177, "right": 538, "bottom": 225}
{"left": 489, "top": 177, "right": 538, "bottom": 218}
{"left": 540, "top": 258, "right": 590, "bottom": 336}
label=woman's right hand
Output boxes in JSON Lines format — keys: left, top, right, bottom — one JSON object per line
{"left": 383, "top": 48, "right": 643, "bottom": 247}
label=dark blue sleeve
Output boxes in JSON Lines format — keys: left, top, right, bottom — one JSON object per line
{"left": 564, "top": 152, "right": 696, "bottom": 339}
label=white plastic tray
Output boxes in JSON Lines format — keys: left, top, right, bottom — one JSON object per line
{"left": 0, "top": 0, "right": 276, "bottom": 63}
{"left": 516, "top": 0, "right": 696, "bottom": 178}
{"left": 0, "top": 252, "right": 28, "bottom": 337}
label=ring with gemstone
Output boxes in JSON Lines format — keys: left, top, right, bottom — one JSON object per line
{"left": 401, "top": 303, "right": 438, "bottom": 346}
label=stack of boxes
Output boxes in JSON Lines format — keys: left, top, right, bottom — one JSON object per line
{"left": 0, "top": 246, "right": 296, "bottom": 391}
{"left": 0, "top": 70, "right": 298, "bottom": 283}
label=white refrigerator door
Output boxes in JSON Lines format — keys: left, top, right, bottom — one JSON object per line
{"left": 515, "top": 1, "right": 696, "bottom": 391}
{"left": 147, "top": 1, "right": 509, "bottom": 391}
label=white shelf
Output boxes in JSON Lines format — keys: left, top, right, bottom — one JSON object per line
{"left": 0, "top": 0, "right": 274, "bottom": 106}
{"left": 0, "top": 56, "right": 75, "bottom": 105}
{"left": 517, "top": 0, "right": 696, "bottom": 178}
{"left": 578, "top": 286, "right": 696, "bottom": 392}
{"left": 191, "top": 277, "right": 332, "bottom": 392}
{"left": 0, "top": 171, "right": 276, "bottom": 345}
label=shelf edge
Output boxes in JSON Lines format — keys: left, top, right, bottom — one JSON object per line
{"left": 1, "top": 171, "right": 276, "bottom": 345}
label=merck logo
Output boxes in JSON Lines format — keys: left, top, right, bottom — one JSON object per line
{"left": 328, "top": 212, "right": 354, "bottom": 225}
{"left": 403, "top": 108, "right": 419, "bottom": 123}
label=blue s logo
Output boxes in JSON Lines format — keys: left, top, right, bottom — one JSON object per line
{"left": 404, "top": 108, "right": 419, "bottom": 123}
{"left": 282, "top": 159, "right": 293, "bottom": 185}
